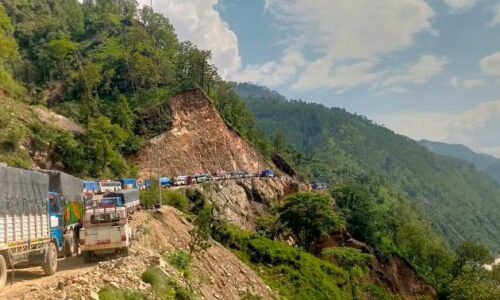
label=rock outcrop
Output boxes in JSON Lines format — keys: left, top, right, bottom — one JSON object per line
{"left": 180, "top": 177, "right": 301, "bottom": 230}
{"left": 134, "top": 89, "right": 269, "bottom": 178}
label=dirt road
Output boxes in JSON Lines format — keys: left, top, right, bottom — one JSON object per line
{"left": 0, "top": 256, "right": 96, "bottom": 298}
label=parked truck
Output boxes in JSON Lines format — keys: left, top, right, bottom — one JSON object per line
{"left": 80, "top": 202, "right": 131, "bottom": 263}
{"left": 0, "top": 167, "right": 60, "bottom": 288}
{"left": 35, "top": 169, "right": 84, "bottom": 258}
{"left": 119, "top": 178, "right": 138, "bottom": 190}
{"left": 100, "top": 189, "right": 140, "bottom": 213}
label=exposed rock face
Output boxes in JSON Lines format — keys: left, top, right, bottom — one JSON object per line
{"left": 33, "top": 107, "right": 84, "bottom": 135}
{"left": 373, "top": 256, "right": 437, "bottom": 298}
{"left": 180, "top": 177, "right": 301, "bottom": 230}
{"left": 134, "top": 89, "right": 269, "bottom": 178}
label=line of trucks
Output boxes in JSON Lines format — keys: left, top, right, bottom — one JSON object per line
{"left": 0, "top": 166, "right": 140, "bottom": 288}
{"left": 152, "top": 169, "right": 275, "bottom": 188}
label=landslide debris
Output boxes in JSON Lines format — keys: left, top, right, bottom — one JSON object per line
{"left": 134, "top": 89, "right": 270, "bottom": 178}
{"left": 0, "top": 207, "right": 275, "bottom": 300}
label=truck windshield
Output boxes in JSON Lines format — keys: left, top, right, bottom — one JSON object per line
{"left": 90, "top": 212, "right": 121, "bottom": 224}
{"left": 49, "top": 194, "right": 60, "bottom": 213}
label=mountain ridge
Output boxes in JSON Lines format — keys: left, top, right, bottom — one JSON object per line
{"left": 234, "top": 82, "right": 500, "bottom": 253}
{"left": 420, "top": 139, "right": 500, "bottom": 183}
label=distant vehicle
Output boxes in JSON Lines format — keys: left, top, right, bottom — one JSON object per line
{"left": 98, "top": 180, "right": 122, "bottom": 194}
{"left": 231, "top": 171, "right": 245, "bottom": 179}
{"left": 194, "top": 174, "right": 210, "bottom": 183}
{"left": 100, "top": 189, "right": 140, "bottom": 213}
{"left": 83, "top": 181, "right": 98, "bottom": 194}
{"left": 311, "top": 183, "right": 327, "bottom": 190}
{"left": 173, "top": 176, "right": 188, "bottom": 186}
{"left": 159, "top": 177, "right": 172, "bottom": 187}
{"left": 119, "top": 178, "right": 138, "bottom": 190}
{"left": 260, "top": 169, "right": 275, "bottom": 178}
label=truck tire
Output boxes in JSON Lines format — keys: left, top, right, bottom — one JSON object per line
{"left": 0, "top": 255, "right": 7, "bottom": 289}
{"left": 82, "top": 251, "right": 92, "bottom": 263}
{"left": 63, "top": 235, "right": 74, "bottom": 258}
{"left": 43, "top": 243, "right": 57, "bottom": 276}
{"left": 122, "top": 247, "right": 130, "bottom": 257}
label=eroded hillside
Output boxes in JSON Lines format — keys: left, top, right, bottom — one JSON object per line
{"left": 0, "top": 207, "right": 276, "bottom": 300}
{"left": 134, "top": 89, "right": 269, "bottom": 178}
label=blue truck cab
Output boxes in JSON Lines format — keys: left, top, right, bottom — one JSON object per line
{"left": 260, "top": 169, "right": 275, "bottom": 178}
{"left": 48, "top": 192, "right": 64, "bottom": 252}
{"left": 120, "top": 178, "right": 138, "bottom": 189}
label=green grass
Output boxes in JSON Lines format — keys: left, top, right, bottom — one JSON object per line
{"left": 213, "top": 223, "right": 350, "bottom": 300}
{"left": 141, "top": 266, "right": 194, "bottom": 300}
{"left": 98, "top": 286, "right": 143, "bottom": 300}
{"left": 165, "top": 251, "right": 192, "bottom": 272}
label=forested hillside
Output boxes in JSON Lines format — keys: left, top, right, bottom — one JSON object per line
{"left": 0, "top": 0, "right": 270, "bottom": 178}
{"left": 421, "top": 139, "right": 500, "bottom": 183}
{"left": 236, "top": 83, "right": 500, "bottom": 254}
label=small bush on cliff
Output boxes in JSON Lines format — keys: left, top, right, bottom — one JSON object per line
{"left": 189, "top": 205, "right": 213, "bottom": 254}
{"left": 164, "top": 190, "right": 189, "bottom": 212}
{"left": 141, "top": 266, "right": 194, "bottom": 300}
{"left": 98, "top": 286, "right": 143, "bottom": 300}
{"left": 322, "top": 247, "right": 373, "bottom": 299}
{"left": 166, "top": 250, "right": 192, "bottom": 272}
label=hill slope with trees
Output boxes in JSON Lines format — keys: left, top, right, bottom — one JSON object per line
{"left": 236, "top": 83, "right": 500, "bottom": 254}
{"left": 420, "top": 139, "right": 500, "bottom": 183}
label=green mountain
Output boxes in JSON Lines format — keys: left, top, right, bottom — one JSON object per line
{"left": 420, "top": 140, "right": 500, "bottom": 183}
{"left": 235, "top": 83, "right": 500, "bottom": 254}
{"left": 0, "top": 0, "right": 269, "bottom": 178}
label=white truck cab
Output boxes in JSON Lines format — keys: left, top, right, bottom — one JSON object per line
{"left": 80, "top": 206, "right": 131, "bottom": 263}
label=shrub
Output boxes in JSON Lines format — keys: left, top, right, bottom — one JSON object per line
{"left": 279, "top": 192, "right": 345, "bottom": 251}
{"left": 164, "top": 190, "right": 189, "bottom": 212}
{"left": 98, "top": 286, "right": 143, "bottom": 300}
{"left": 141, "top": 266, "right": 195, "bottom": 300}
{"left": 189, "top": 205, "right": 213, "bottom": 254}
{"left": 165, "top": 251, "right": 192, "bottom": 272}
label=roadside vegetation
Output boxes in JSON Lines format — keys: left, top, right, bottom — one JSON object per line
{"left": 0, "top": 0, "right": 272, "bottom": 177}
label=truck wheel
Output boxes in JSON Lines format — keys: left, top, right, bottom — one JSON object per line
{"left": 43, "top": 243, "right": 57, "bottom": 276}
{"left": 63, "top": 235, "right": 74, "bottom": 258}
{"left": 0, "top": 255, "right": 7, "bottom": 288}
{"left": 82, "top": 251, "right": 92, "bottom": 263}
{"left": 122, "top": 247, "right": 130, "bottom": 257}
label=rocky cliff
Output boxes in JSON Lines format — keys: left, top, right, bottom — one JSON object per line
{"left": 180, "top": 177, "right": 301, "bottom": 230}
{"left": 134, "top": 89, "right": 270, "bottom": 178}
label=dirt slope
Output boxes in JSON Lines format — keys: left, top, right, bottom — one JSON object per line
{"left": 0, "top": 207, "right": 275, "bottom": 300}
{"left": 134, "top": 89, "right": 269, "bottom": 178}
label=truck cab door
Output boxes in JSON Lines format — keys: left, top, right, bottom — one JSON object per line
{"left": 48, "top": 193, "right": 64, "bottom": 250}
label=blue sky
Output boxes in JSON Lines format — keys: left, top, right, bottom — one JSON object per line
{"left": 145, "top": 0, "right": 500, "bottom": 157}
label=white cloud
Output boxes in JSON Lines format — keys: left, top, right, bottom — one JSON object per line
{"left": 235, "top": 0, "right": 436, "bottom": 90}
{"left": 442, "top": 0, "right": 479, "bottom": 12}
{"left": 480, "top": 51, "right": 500, "bottom": 76}
{"left": 230, "top": 50, "right": 307, "bottom": 86}
{"left": 487, "top": 3, "right": 500, "bottom": 27}
{"left": 292, "top": 61, "right": 379, "bottom": 91}
{"left": 449, "top": 76, "right": 487, "bottom": 90}
{"left": 381, "top": 55, "right": 449, "bottom": 87}
{"left": 372, "top": 100, "right": 500, "bottom": 158}
{"left": 138, "top": 0, "right": 241, "bottom": 79}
